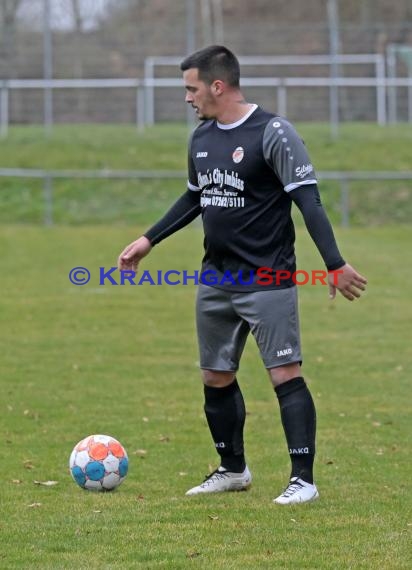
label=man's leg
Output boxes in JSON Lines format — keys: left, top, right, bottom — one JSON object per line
{"left": 232, "top": 287, "right": 319, "bottom": 504}
{"left": 202, "top": 370, "right": 246, "bottom": 473}
{"left": 186, "top": 285, "right": 252, "bottom": 495}
{"left": 269, "top": 364, "right": 319, "bottom": 504}
{"left": 185, "top": 370, "right": 252, "bottom": 495}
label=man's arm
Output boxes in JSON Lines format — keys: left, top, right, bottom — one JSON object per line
{"left": 290, "top": 184, "right": 367, "bottom": 301}
{"left": 118, "top": 189, "right": 201, "bottom": 272}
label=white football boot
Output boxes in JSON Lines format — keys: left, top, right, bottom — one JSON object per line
{"left": 185, "top": 466, "right": 252, "bottom": 496}
{"left": 273, "top": 477, "right": 319, "bottom": 505}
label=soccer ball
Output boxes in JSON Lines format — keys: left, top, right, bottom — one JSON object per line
{"left": 69, "top": 434, "right": 129, "bottom": 491}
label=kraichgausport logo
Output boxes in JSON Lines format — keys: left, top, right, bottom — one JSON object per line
{"left": 68, "top": 267, "right": 344, "bottom": 287}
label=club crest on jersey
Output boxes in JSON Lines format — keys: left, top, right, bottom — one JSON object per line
{"left": 232, "top": 146, "right": 244, "bottom": 164}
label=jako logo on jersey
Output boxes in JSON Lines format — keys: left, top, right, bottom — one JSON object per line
{"left": 295, "top": 164, "right": 314, "bottom": 179}
{"left": 232, "top": 146, "right": 244, "bottom": 163}
{"left": 277, "top": 348, "right": 293, "bottom": 357}
{"left": 196, "top": 151, "right": 208, "bottom": 158}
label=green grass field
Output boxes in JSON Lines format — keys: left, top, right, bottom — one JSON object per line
{"left": 1, "top": 123, "right": 412, "bottom": 225}
{"left": 1, "top": 124, "right": 411, "bottom": 568}
{"left": 1, "top": 223, "right": 411, "bottom": 569}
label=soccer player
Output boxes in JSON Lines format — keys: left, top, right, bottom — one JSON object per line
{"left": 118, "top": 45, "right": 367, "bottom": 504}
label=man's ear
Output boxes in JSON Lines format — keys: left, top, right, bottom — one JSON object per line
{"left": 212, "top": 80, "right": 225, "bottom": 95}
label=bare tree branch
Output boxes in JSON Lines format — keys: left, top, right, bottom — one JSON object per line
{"left": 71, "top": 0, "right": 83, "bottom": 32}
{"left": 0, "top": 0, "right": 23, "bottom": 28}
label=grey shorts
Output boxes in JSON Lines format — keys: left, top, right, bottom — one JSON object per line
{"left": 196, "top": 284, "right": 302, "bottom": 371}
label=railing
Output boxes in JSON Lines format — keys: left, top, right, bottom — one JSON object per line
{"left": 1, "top": 168, "right": 411, "bottom": 227}
{"left": 2, "top": 76, "right": 412, "bottom": 137}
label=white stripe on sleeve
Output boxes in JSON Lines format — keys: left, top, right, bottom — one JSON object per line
{"left": 284, "top": 179, "right": 317, "bottom": 193}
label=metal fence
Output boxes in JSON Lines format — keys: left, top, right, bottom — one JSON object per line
{"left": 2, "top": 1, "right": 412, "bottom": 130}
{"left": 1, "top": 50, "right": 412, "bottom": 136}
{"left": 1, "top": 167, "right": 411, "bottom": 227}
{"left": 2, "top": 75, "right": 412, "bottom": 138}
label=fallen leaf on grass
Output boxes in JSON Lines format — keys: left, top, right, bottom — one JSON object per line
{"left": 133, "top": 449, "right": 147, "bottom": 457}
{"left": 158, "top": 435, "right": 170, "bottom": 442}
{"left": 186, "top": 551, "right": 201, "bottom": 559}
{"left": 179, "top": 472, "right": 187, "bottom": 476}
{"left": 33, "top": 480, "right": 59, "bottom": 486}
{"left": 11, "top": 479, "right": 23, "bottom": 484}
{"left": 135, "top": 494, "right": 144, "bottom": 501}
{"left": 208, "top": 514, "right": 219, "bottom": 520}
{"left": 27, "top": 503, "right": 42, "bottom": 508}
{"left": 23, "top": 409, "right": 39, "bottom": 420}
{"left": 92, "top": 510, "right": 102, "bottom": 514}
{"left": 23, "top": 460, "right": 35, "bottom": 470}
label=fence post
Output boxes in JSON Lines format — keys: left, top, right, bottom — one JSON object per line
{"left": 327, "top": 0, "right": 341, "bottom": 140}
{"left": 277, "top": 83, "right": 287, "bottom": 117}
{"left": 144, "top": 59, "right": 155, "bottom": 126}
{"left": 340, "top": 178, "right": 350, "bottom": 227}
{"left": 136, "top": 86, "right": 145, "bottom": 133}
{"left": 43, "top": 0, "right": 53, "bottom": 135}
{"left": 0, "top": 85, "right": 9, "bottom": 138}
{"left": 43, "top": 174, "right": 53, "bottom": 225}
{"left": 376, "top": 55, "right": 387, "bottom": 125}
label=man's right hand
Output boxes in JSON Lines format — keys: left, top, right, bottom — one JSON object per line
{"left": 328, "top": 263, "right": 367, "bottom": 301}
{"left": 117, "top": 236, "right": 152, "bottom": 272}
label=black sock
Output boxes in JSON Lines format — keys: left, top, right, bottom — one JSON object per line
{"left": 275, "top": 377, "right": 316, "bottom": 484}
{"left": 204, "top": 379, "right": 246, "bottom": 473}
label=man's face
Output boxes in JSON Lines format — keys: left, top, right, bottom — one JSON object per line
{"left": 183, "top": 68, "right": 217, "bottom": 120}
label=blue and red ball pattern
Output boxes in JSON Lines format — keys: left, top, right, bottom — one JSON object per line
{"left": 69, "top": 434, "right": 128, "bottom": 491}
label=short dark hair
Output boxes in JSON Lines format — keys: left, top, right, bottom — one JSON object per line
{"left": 180, "top": 45, "right": 240, "bottom": 88}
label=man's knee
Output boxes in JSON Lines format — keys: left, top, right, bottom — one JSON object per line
{"left": 268, "top": 362, "right": 302, "bottom": 387}
{"left": 201, "top": 369, "right": 236, "bottom": 387}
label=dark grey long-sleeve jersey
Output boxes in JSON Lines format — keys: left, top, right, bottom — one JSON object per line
{"left": 145, "top": 107, "right": 344, "bottom": 290}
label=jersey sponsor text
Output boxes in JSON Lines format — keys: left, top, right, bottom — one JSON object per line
{"left": 200, "top": 195, "right": 245, "bottom": 208}
{"left": 197, "top": 168, "right": 244, "bottom": 191}
{"left": 295, "top": 164, "right": 314, "bottom": 179}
